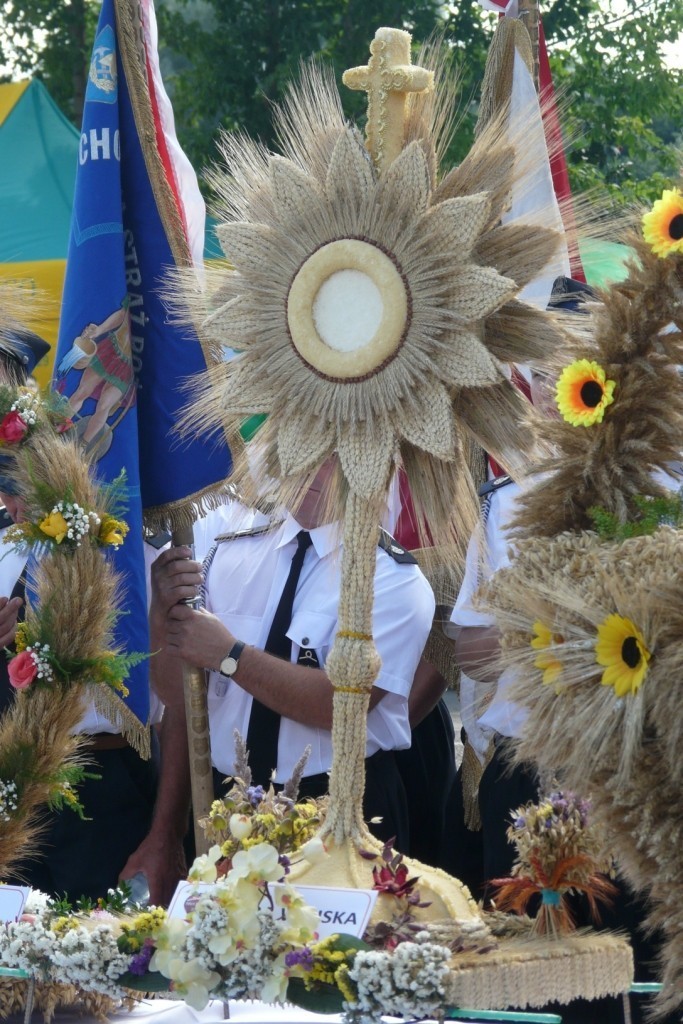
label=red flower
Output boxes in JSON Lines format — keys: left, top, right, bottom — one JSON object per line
{"left": 372, "top": 861, "right": 418, "bottom": 899}
{"left": 57, "top": 418, "right": 74, "bottom": 434}
{"left": 7, "top": 650, "right": 37, "bottom": 690}
{"left": 0, "top": 411, "right": 28, "bottom": 445}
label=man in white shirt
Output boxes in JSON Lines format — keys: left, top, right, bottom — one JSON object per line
{"left": 151, "top": 459, "right": 435, "bottom": 851}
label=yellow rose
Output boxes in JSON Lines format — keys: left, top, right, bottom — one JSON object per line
{"left": 39, "top": 510, "right": 69, "bottom": 543}
{"left": 99, "top": 516, "right": 129, "bottom": 547}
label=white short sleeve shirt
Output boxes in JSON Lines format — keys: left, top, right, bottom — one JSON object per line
{"left": 204, "top": 515, "right": 435, "bottom": 780}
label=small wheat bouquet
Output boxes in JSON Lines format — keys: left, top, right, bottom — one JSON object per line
{"left": 490, "top": 791, "right": 616, "bottom": 937}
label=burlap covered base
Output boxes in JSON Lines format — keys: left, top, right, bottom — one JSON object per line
{"left": 445, "top": 929, "right": 633, "bottom": 1011}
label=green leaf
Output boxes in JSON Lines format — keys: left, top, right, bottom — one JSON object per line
{"left": 117, "top": 971, "right": 172, "bottom": 994}
{"left": 286, "top": 977, "right": 345, "bottom": 1015}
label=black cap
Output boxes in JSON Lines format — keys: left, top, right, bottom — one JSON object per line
{"left": 0, "top": 327, "right": 51, "bottom": 378}
{"left": 549, "top": 276, "right": 596, "bottom": 314}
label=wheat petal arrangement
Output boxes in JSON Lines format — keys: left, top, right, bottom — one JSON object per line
{"left": 481, "top": 181, "right": 683, "bottom": 1017}
{"left": 183, "top": 25, "right": 563, "bottom": 854}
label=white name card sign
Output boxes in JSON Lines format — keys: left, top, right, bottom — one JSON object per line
{"left": 0, "top": 885, "right": 30, "bottom": 922}
{"left": 168, "top": 881, "right": 377, "bottom": 940}
{"left": 271, "top": 884, "right": 377, "bottom": 939}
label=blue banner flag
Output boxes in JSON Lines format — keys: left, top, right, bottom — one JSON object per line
{"left": 54, "top": 0, "right": 232, "bottom": 744}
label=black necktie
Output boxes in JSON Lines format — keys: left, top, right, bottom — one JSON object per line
{"left": 246, "top": 530, "right": 313, "bottom": 787}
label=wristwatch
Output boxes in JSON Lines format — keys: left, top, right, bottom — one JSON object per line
{"left": 219, "top": 640, "right": 246, "bottom": 678}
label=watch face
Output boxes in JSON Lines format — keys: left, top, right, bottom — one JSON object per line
{"left": 220, "top": 656, "right": 238, "bottom": 677}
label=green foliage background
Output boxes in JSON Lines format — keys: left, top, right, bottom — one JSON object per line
{"left": 1, "top": 0, "right": 682, "bottom": 209}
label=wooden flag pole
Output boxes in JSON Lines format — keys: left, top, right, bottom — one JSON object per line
{"left": 172, "top": 525, "right": 212, "bottom": 856}
{"left": 518, "top": 0, "right": 540, "bottom": 91}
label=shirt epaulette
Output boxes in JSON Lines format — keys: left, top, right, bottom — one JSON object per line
{"left": 215, "top": 521, "right": 283, "bottom": 543}
{"left": 0, "top": 507, "right": 14, "bottom": 530}
{"left": 478, "top": 474, "right": 513, "bottom": 499}
{"left": 378, "top": 529, "right": 418, "bottom": 565}
{"left": 144, "top": 530, "right": 172, "bottom": 550}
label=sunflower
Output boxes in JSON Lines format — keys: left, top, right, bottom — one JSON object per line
{"left": 642, "top": 187, "right": 683, "bottom": 259}
{"left": 531, "top": 620, "right": 563, "bottom": 688}
{"left": 555, "top": 359, "right": 616, "bottom": 428}
{"left": 595, "top": 614, "right": 650, "bottom": 697}
{"left": 186, "top": 57, "right": 564, "bottom": 539}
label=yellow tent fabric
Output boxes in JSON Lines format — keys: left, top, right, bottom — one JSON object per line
{"left": 0, "top": 81, "right": 29, "bottom": 127}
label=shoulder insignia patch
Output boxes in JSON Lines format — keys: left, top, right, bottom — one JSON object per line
{"left": 478, "top": 474, "right": 513, "bottom": 498}
{"left": 378, "top": 529, "right": 417, "bottom": 564}
{"left": 215, "top": 521, "right": 283, "bottom": 543}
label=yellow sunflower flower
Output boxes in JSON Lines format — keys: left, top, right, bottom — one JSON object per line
{"left": 531, "top": 620, "right": 563, "bottom": 688}
{"left": 39, "top": 510, "right": 69, "bottom": 543}
{"left": 642, "top": 188, "right": 683, "bottom": 259}
{"left": 595, "top": 614, "right": 650, "bottom": 697}
{"left": 555, "top": 359, "right": 616, "bottom": 427}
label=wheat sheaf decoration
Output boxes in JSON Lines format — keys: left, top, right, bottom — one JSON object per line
{"left": 0, "top": 376, "right": 145, "bottom": 879}
{"left": 481, "top": 181, "right": 683, "bottom": 1017}
{"left": 176, "top": 26, "right": 568, "bottom": 912}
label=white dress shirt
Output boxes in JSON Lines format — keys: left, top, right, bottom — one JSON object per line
{"left": 205, "top": 514, "right": 436, "bottom": 780}
{"left": 446, "top": 480, "right": 524, "bottom": 754}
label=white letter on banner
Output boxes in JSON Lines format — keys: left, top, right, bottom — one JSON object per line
{"left": 89, "top": 128, "right": 111, "bottom": 160}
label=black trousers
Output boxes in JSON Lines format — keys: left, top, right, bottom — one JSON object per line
{"left": 395, "top": 699, "right": 459, "bottom": 872}
{"left": 212, "top": 746, "right": 410, "bottom": 854}
{"left": 8, "top": 745, "right": 157, "bottom": 902}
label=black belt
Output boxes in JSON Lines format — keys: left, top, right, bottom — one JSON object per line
{"left": 85, "top": 732, "right": 129, "bottom": 751}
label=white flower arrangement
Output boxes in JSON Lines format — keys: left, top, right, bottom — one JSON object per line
{"left": 0, "top": 917, "right": 128, "bottom": 1000}
{"left": 0, "top": 844, "right": 458, "bottom": 1024}
{"left": 51, "top": 501, "right": 98, "bottom": 545}
{"left": 10, "top": 390, "right": 41, "bottom": 426}
{"left": 24, "top": 642, "right": 54, "bottom": 683}
{"left": 344, "top": 937, "right": 452, "bottom": 1024}
{"left": 0, "top": 780, "right": 18, "bottom": 822}
{"left": 151, "top": 842, "right": 320, "bottom": 1009}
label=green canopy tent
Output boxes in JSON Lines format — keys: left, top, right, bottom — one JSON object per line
{"left": 0, "top": 79, "right": 79, "bottom": 387}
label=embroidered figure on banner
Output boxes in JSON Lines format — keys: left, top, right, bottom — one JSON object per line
{"left": 56, "top": 300, "right": 136, "bottom": 457}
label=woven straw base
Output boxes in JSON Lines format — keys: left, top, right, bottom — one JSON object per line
{"left": 445, "top": 930, "right": 634, "bottom": 1010}
{"left": 0, "top": 978, "right": 133, "bottom": 1022}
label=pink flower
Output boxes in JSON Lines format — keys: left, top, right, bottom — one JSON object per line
{"left": 7, "top": 651, "right": 37, "bottom": 690}
{"left": 0, "top": 411, "right": 28, "bottom": 444}
{"left": 57, "top": 418, "right": 74, "bottom": 434}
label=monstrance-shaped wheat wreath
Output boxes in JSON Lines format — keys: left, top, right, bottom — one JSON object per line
{"left": 184, "top": 28, "right": 564, "bottom": 858}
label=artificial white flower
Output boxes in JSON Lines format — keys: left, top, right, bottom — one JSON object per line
{"left": 299, "top": 835, "right": 328, "bottom": 864}
{"left": 260, "top": 952, "right": 289, "bottom": 1004}
{"left": 168, "top": 958, "right": 221, "bottom": 1010}
{"left": 229, "top": 843, "right": 282, "bottom": 884}
{"left": 272, "top": 885, "right": 319, "bottom": 944}
{"left": 229, "top": 813, "right": 253, "bottom": 840}
{"left": 149, "top": 918, "right": 191, "bottom": 977}
{"left": 188, "top": 844, "right": 223, "bottom": 883}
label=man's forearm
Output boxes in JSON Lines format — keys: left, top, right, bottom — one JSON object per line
{"left": 231, "top": 646, "right": 385, "bottom": 729}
